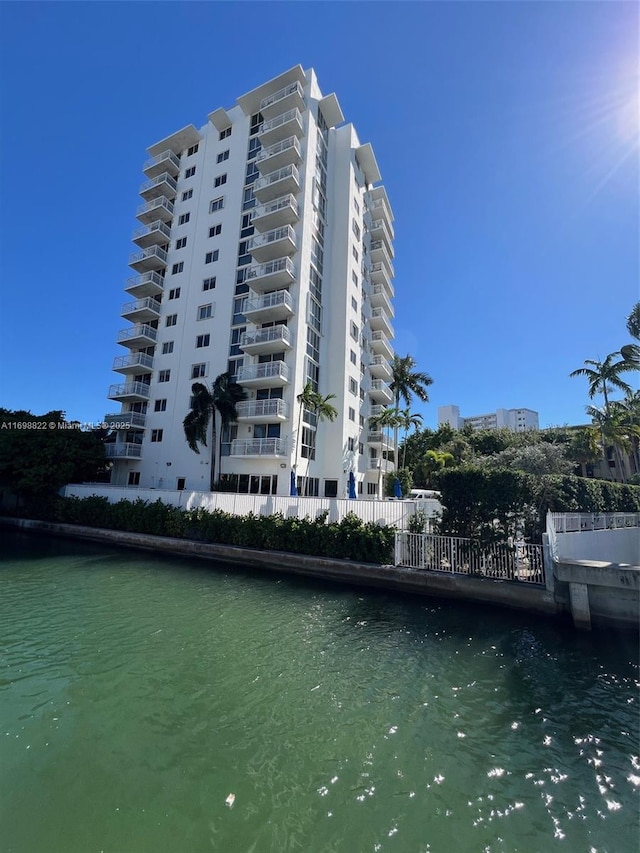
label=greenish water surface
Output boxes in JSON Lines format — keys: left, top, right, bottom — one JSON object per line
{"left": 1, "top": 531, "right": 638, "bottom": 853}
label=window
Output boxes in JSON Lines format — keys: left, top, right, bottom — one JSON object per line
{"left": 151, "top": 429, "right": 163, "bottom": 442}
{"left": 217, "top": 150, "right": 230, "bottom": 163}
{"left": 209, "top": 224, "right": 222, "bottom": 237}
{"left": 350, "top": 321, "right": 359, "bottom": 341}
{"left": 324, "top": 479, "right": 338, "bottom": 498}
{"left": 154, "top": 399, "right": 167, "bottom": 412}
{"left": 175, "top": 237, "right": 187, "bottom": 250}
{"left": 128, "top": 471, "right": 140, "bottom": 486}
{"left": 187, "top": 143, "right": 199, "bottom": 156}
{"left": 354, "top": 198, "right": 360, "bottom": 215}
{"left": 350, "top": 350, "right": 357, "bottom": 365}
{"left": 162, "top": 341, "right": 174, "bottom": 354}
{"left": 196, "top": 334, "right": 210, "bottom": 348}
{"left": 198, "top": 304, "right": 213, "bottom": 320}
{"left": 352, "top": 271, "right": 358, "bottom": 287}
{"left": 214, "top": 174, "right": 227, "bottom": 188}
{"left": 205, "top": 250, "right": 219, "bottom": 264}
{"left": 352, "top": 246, "right": 359, "bottom": 262}
{"left": 348, "top": 437, "right": 355, "bottom": 452}
{"left": 185, "top": 166, "right": 196, "bottom": 179}
{"left": 349, "top": 377, "right": 358, "bottom": 395}
{"left": 182, "top": 189, "right": 193, "bottom": 201}
{"left": 158, "top": 370, "right": 170, "bottom": 382}
{"left": 360, "top": 389, "right": 365, "bottom": 401}
{"left": 359, "top": 414, "right": 365, "bottom": 427}
{"left": 178, "top": 212, "right": 190, "bottom": 225}
{"left": 210, "top": 197, "right": 225, "bottom": 212}
{"left": 168, "top": 288, "right": 180, "bottom": 299}
{"left": 219, "top": 127, "right": 232, "bottom": 140}
{"left": 351, "top": 296, "right": 358, "bottom": 312}
{"left": 171, "top": 262, "right": 184, "bottom": 275}
{"left": 177, "top": 478, "right": 186, "bottom": 491}
{"left": 367, "top": 483, "right": 378, "bottom": 496}
{"left": 166, "top": 314, "right": 177, "bottom": 327}
{"left": 202, "top": 277, "right": 216, "bottom": 291}
{"left": 352, "top": 219, "right": 361, "bottom": 241}
{"left": 349, "top": 407, "right": 355, "bottom": 421}
{"left": 359, "top": 442, "right": 364, "bottom": 455}
{"left": 191, "top": 363, "right": 207, "bottom": 379}
{"left": 301, "top": 426, "right": 316, "bottom": 460}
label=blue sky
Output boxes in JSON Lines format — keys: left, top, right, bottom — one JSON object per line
{"left": 0, "top": 1, "right": 637, "bottom": 430}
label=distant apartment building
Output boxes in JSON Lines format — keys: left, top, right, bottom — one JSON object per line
{"left": 105, "top": 66, "right": 396, "bottom": 498}
{"left": 438, "top": 405, "right": 539, "bottom": 432}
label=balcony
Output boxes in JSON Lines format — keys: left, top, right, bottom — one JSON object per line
{"left": 245, "top": 257, "right": 295, "bottom": 292}
{"left": 370, "top": 379, "right": 393, "bottom": 405}
{"left": 253, "top": 165, "right": 300, "bottom": 204}
{"left": 370, "top": 262, "right": 394, "bottom": 297}
{"left": 258, "top": 108, "right": 304, "bottom": 147}
{"left": 370, "top": 404, "right": 387, "bottom": 418}
{"left": 367, "top": 430, "right": 393, "bottom": 448}
{"left": 236, "top": 360, "right": 289, "bottom": 388}
{"left": 252, "top": 194, "right": 299, "bottom": 232}
{"left": 104, "top": 412, "right": 147, "bottom": 429}
{"left": 121, "top": 296, "right": 161, "bottom": 323}
{"left": 370, "top": 241, "right": 395, "bottom": 277}
{"left": 236, "top": 398, "right": 289, "bottom": 422}
{"left": 117, "top": 324, "right": 158, "bottom": 348}
{"left": 370, "top": 330, "right": 393, "bottom": 361}
{"left": 143, "top": 149, "right": 181, "bottom": 179}
{"left": 370, "top": 284, "right": 394, "bottom": 317}
{"left": 139, "top": 172, "right": 177, "bottom": 201}
{"left": 260, "top": 81, "right": 305, "bottom": 119}
{"left": 230, "top": 437, "right": 287, "bottom": 457}
{"left": 369, "top": 354, "right": 392, "bottom": 381}
{"left": 125, "top": 270, "right": 165, "bottom": 298}
{"left": 369, "top": 196, "right": 393, "bottom": 229}
{"left": 256, "top": 135, "right": 302, "bottom": 174}
{"left": 112, "top": 353, "right": 154, "bottom": 375}
{"left": 136, "top": 196, "right": 174, "bottom": 225}
{"left": 128, "top": 245, "right": 167, "bottom": 273}
{"left": 369, "top": 217, "right": 395, "bottom": 250}
{"left": 248, "top": 225, "right": 296, "bottom": 263}
{"left": 240, "top": 324, "right": 292, "bottom": 355}
{"left": 243, "top": 289, "right": 294, "bottom": 324}
{"left": 132, "top": 220, "right": 171, "bottom": 249}
{"left": 105, "top": 442, "right": 143, "bottom": 459}
{"left": 108, "top": 381, "right": 151, "bottom": 402}
{"left": 370, "top": 306, "right": 394, "bottom": 339}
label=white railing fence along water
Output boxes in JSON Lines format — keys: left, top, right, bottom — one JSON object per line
{"left": 550, "top": 512, "right": 640, "bottom": 533}
{"left": 394, "top": 533, "right": 545, "bottom": 584}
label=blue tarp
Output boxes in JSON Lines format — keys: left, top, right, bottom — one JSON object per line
{"left": 290, "top": 470, "right": 298, "bottom": 496}
{"left": 348, "top": 471, "right": 357, "bottom": 499}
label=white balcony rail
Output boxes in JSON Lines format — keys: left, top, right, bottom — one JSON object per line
{"left": 140, "top": 172, "right": 177, "bottom": 194}
{"left": 117, "top": 324, "right": 158, "bottom": 343}
{"left": 132, "top": 221, "right": 171, "bottom": 241}
{"left": 369, "top": 197, "right": 393, "bottom": 222}
{"left": 246, "top": 257, "right": 295, "bottom": 281}
{"left": 230, "top": 437, "right": 287, "bottom": 456}
{"left": 259, "top": 108, "right": 303, "bottom": 134}
{"left": 236, "top": 399, "right": 289, "bottom": 419}
{"left": 256, "top": 135, "right": 302, "bottom": 163}
{"left": 104, "top": 412, "right": 147, "bottom": 429}
{"left": 549, "top": 512, "right": 640, "bottom": 533}
{"left": 394, "top": 533, "right": 545, "bottom": 585}
{"left": 253, "top": 194, "right": 299, "bottom": 220}
{"left": 121, "top": 296, "right": 161, "bottom": 315}
{"left": 248, "top": 225, "right": 296, "bottom": 252}
{"left": 129, "top": 246, "right": 167, "bottom": 265}
{"left": 371, "top": 379, "right": 391, "bottom": 394}
{"left": 105, "top": 443, "right": 142, "bottom": 459}
{"left": 245, "top": 290, "right": 294, "bottom": 314}
{"left": 126, "top": 271, "right": 165, "bottom": 291}
{"left": 237, "top": 361, "right": 289, "bottom": 383}
{"left": 370, "top": 404, "right": 387, "bottom": 417}
{"left": 108, "top": 381, "right": 151, "bottom": 399}
{"left": 371, "top": 330, "right": 391, "bottom": 348}
{"left": 371, "top": 355, "right": 390, "bottom": 369}
{"left": 254, "top": 164, "right": 299, "bottom": 191}
{"left": 240, "top": 325, "right": 291, "bottom": 347}
{"left": 136, "top": 197, "right": 174, "bottom": 217}
{"left": 143, "top": 149, "right": 181, "bottom": 172}
{"left": 112, "top": 353, "right": 154, "bottom": 371}
{"left": 260, "top": 81, "right": 304, "bottom": 111}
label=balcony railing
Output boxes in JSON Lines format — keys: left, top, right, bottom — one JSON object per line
{"left": 230, "top": 437, "right": 287, "bottom": 456}
{"left": 371, "top": 306, "right": 394, "bottom": 336}
{"left": 236, "top": 399, "right": 289, "bottom": 420}
{"left": 121, "top": 296, "right": 161, "bottom": 319}
{"left": 245, "top": 289, "right": 294, "bottom": 315}
{"left": 105, "top": 443, "right": 143, "bottom": 459}
{"left": 258, "top": 108, "right": 304, "bottom": 146}
{"left": 254, "top": 164, "right": 299, "bottom": 193}
{"left": 236, "top": 361, "right": 289, "bottom": 384}
{"left": 128, "top": 245, "right": 167, "bottom": 270}
{"left": 136, "top": 196, "right": 174, "bottom": 223}
{"left": 260, "top": 81, "right": 304, "bottom": 114}
{"left": 125, "top": 270, "right": 165, "bottom": 298}
{"left": 248, "top": 225, "right": 296, "bottom": 259}
{"left": 252, "top": 194, "right": 299, "bottom": 230}
{"left": 108, "top": 381, "right": 151, "bottom": 400}
{"left": 112, "top": 353, "right": 154, "bottom": 372}
{"left": 255, "top": 135, "right": 302, "bottom": 168}
{"left": 139, "top": 172, "right": 177, "bottom": 199}
{"left": 245, "top": 256, "right": 295, "bottom": 289}
{"left": 240, "top": 325, "right": 291, "bottom": 348}
{"left": 259, "top": 108, "right": 303, "bottom": 135}
{"left": 370, "top": 379, "right": 391, "bottom": 395}
{"left": 104, "top": 412, "right": 147, "bottom": 429}
{"left": 116, "top": 324, "right": 158, "bottom": 344}
{"left": 143, "top": 149, "right": 181, "bottom": 177}
{"left": 132, "top": 220, "right": 171, "bottom": 246}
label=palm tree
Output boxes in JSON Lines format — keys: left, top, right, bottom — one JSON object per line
{"left": 390, "top": 355, "right": 432, "bottom": 464}
{"left": 586, "top": 404, "right": 633, "bottom": 483}
{"left": 421, "top": 449, "right": 455, "bottom": 487}
{"left": 369, "top": 407, "right": 403, "bottom": 497}
{"left": 293, "top": 383, "right": 337, "bottom": 494}
{"left": 569, "top": 353, "right": 633, "bottom": 416}
{"left": 621, "top": 301, "right": 640, "bottom": 368}
{"left": 183, "top": 372, "right": 246, "bottom": 490}
{"left": 399, "top": 409, "right": 423, "bottom": 469}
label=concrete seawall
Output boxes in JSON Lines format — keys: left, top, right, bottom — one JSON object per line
{"left": 3, "top": 517, "right": 560, "bottom": 620}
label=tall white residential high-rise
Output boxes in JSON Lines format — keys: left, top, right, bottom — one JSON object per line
{"left": 105, "top": 66, "right": 395, "bottom": 499}
{"left": 438, "top": 405, "right": 539, "bottom": 432}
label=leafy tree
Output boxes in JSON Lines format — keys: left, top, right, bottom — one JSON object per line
{"left": 183, "top": 373, "right": 246, "bottom": 490}
{"left": 478, "top": 443, "right": 574, "bottom": 477}
{"left": 565, "top": 426, "right": 601, "bottom": 477}
{"left": 390, "top": 355, "right": 432, "bottom": 461}
{"left": 0, "top": 409, "right": 108, "bottom": 509}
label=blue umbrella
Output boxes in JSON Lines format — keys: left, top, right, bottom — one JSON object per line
{"left": 393, "top": 477, "right": 402, "bottom": 499}
{"left": 290, "top": 470, "right": 298, "bottom": 496}
{"left": 348, "top": 470, "right": 357, "bottom": 500}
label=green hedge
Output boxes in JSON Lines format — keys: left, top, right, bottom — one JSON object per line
{"left": 435, "top": 468, "right": 640, "bottom": 543}
{"left": 41, "top": 496, "right": 395, "bottom": 565}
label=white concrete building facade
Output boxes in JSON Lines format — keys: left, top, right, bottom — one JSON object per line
{"left": 438, "top": 405, "right": 539, "bottom": 432}
{"left": 105, "top": 66, "right": 395, "bottom": 499}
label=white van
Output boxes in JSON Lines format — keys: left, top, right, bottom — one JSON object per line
{"left": 409, "top": 489, "right": 442, "bottom": 500}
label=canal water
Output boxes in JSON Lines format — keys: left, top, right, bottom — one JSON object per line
{"left": 1, "top": 530, "right": 638, "bottom": 853}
